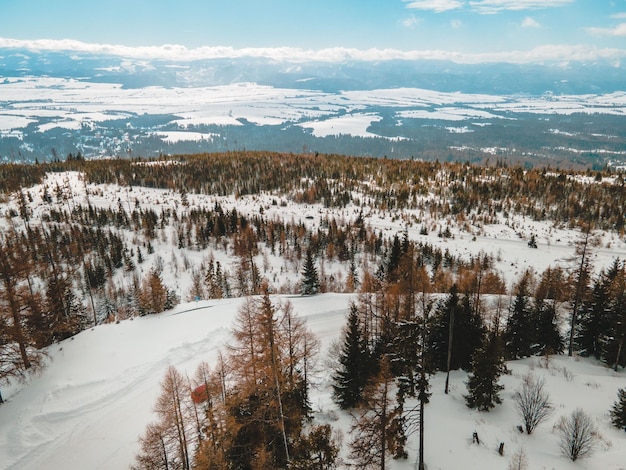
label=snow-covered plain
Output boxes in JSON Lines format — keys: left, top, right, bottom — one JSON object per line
{"left": 152, "top": 131, "right": 217, "bottom": 143}
{"left": 1, "top": 77, "right": 626, "bottom": 137}
{"left": 297, "top": 113, "right": 384, "bottom": 138}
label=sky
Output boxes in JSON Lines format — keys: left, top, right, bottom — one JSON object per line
{"left": 0, "top": 0, "right": 625, "bottom": 63}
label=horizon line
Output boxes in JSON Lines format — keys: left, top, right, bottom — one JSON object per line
{"left": 0, "top": 37, "right": 625, "bottom": 66}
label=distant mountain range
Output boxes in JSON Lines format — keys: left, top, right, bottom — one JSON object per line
{"left": 3, "top": 48, "right": 625, "bottom": 94}
{"left": 1, "top": 48, "right": 625, "bottom": 167}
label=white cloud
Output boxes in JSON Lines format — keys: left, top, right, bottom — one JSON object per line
{"left": 400, "top": 15, "right": 421, "bottom": 28}
{"left": 0, "top": 37, "right": 624, "bottom": 65}
{"left": 404, "top": 0, "right": 464, "bottom": 13}
{"left": 469, "top": 0, "right": 573, "bottom": 14}
{"left": 451, "top": 19, "right": 463, "bottom": 28}
{"left": 611, "top": 13, "right": 626, "bottom": 19}
{"left": 403, "top": 0, "right": 573, "bottom": 14}
{"left": 587, "top": 23, "right": 626, "bottom": 37}
{"left": 522, "top": 17, "right": 540, "bottom": 28}
{"left": 501, "top": 44, "right": 626, "bottom": 63}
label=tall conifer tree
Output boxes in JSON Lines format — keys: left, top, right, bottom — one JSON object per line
{"left": 465, "top": 332, "right": 506, "bottom": 411}
{"left": 332, "top": 304, "right": 371, "bottom": 409}
{"left": 577, "top": 271, "right": 611, "bottom": 359}
{"left": 301, "top": 248, "right": 320, "bottom": 295}
{"left": 504, "top": 272, "right": 536, "bottom": 359}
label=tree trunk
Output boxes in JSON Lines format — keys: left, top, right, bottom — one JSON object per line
{"left": 6, "top": 286, "right": 31, "bottom": 370}
{"left": 445, "top": 306, "right": 455, "bottom": 394}
{"left": 615, "top": 335, "right": 624, "bottom": 372}
{"left": 568, "top": 225, "right": 590, "bottom": 356}
{"left": 380, "top": 378, "right": 387, "bottom": 470}
{"left": 418, "top": 396, "right": 425, "bottom": 470}
{"left": 218, "top": 352, "right": 227, "bottom": 403}
{"left": 159, "top": 432, "right": 170, "bottom": 470}
{"left": 418, "top": 291, "right": 429, "bottom": 470}
{"left": 174, "top": 384, "right": 190, "bottom": 470}
{"left": 268, "top": 308, "right": 290, "bottom": 464}
{"left": 0, "top": 245, "right": 31, "bottom": 370}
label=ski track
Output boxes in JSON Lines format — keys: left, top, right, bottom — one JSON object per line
{"left": 2, "top": 309, "right": 231, "bottom": 470}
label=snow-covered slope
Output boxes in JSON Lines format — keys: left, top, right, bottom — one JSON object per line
{"left": 2, "top": 168, "right": 626, "bottom": 469}
{"left": 1, "top": 293, "right": 625, "bottom": 470}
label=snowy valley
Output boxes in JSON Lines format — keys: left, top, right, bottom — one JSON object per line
{"left": 1, "top": 51, "right": 626, "bottom": 167}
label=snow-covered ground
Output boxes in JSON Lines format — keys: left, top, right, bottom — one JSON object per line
{"left": 1, "top": 169, "right": 626, "bottom": 469}
{"left": 1, "top": 293, "right": 625, "bottom": 470}
{"left": 152, "top": 131, "right": 217, "bottom": 143}
{"left": 297, "top": 113, "right": 384, "bottom": 138}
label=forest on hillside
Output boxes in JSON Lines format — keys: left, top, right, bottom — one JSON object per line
{"left": 1, "top": 151, "right": 626, "bottom": 468}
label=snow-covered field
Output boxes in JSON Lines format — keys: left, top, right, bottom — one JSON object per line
{"left": 1, "top": 77, "right": 626, "bottom": 138}
{"left": 1, "top": 294, "right": 625, "bottom": 470}
{"left": 297, "top": 113, "right": 384, "bottom": 138}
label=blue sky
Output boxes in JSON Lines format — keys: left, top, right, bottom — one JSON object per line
{"left": 0, "top": 0, "right": 625, "bottom": 62}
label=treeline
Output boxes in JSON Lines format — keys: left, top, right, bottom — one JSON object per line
{"left": 92, "top": 152, "right": 626, "bottom": 230}
{"left": 81, "top": 152, "right": 626, "bottom": 230}
{"left": 2, "top": 151, "right": 626, "bottom": 228}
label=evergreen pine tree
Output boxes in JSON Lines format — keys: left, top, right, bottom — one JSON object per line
{"left": 429, "top": 286, "right": 485, "bottom": 371}
{"left": 205, "top": 260, "right": 224, "bottom": 299}
{"left": 45, "top": 275, "right": 87, "bottom": 342}
{"left": 610, "top": 388, "right": 626, "bottom": 431}
{"left": 465, "top": 332, "right": 506, "bottom": 411}
{"left": 577, "top": 271, "right": 611, "bottom": 359}
{"left": 455, "top": 295, "right": 486, "bottom": 370}
{"left": 301, "top": 248, "right": 320, "bottom": 295}
{"left": 428, "top": 286, "right": 460, "bottom": 371}
{"left": 534, "top": 266, "right": 566, "bottom": 355}
{"left": 535, "top": 300, "right": 564, "bottom": 355}
{"left": 383, "top": 234, "right": 404, "bottom": 283}
{"left": 504, "top": 272, "right": 536, "bottom": 359}
{"left": 332, "top": 304, "right": 371, "bottom": 409}
{"left": 346, "top": 257, "right": 359, "bottom": 292}
{"left": 568, "top": 225, "right": 592, "bottom": 357}
{"left": 603, "top": 259, "right": 626, "bottom": 369}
